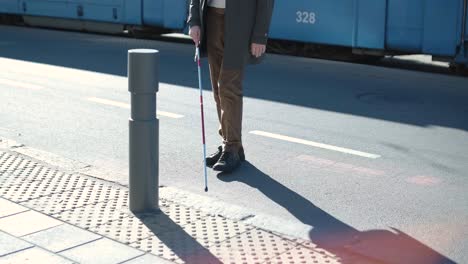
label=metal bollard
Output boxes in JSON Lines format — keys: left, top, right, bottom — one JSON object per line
{"left": 128, "top": 49, "right": 159, "bottom": 213}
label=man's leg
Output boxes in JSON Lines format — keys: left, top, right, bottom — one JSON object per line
{"left": 206, "top": 7, "right": 245, "bottom": 172}
{"left": 206, "top": 7, "right": 225, "bottom": 140}
{"left": 218, "top": 68, "right": 244, "bottom": 154}
{"left": 205, "top": 7, "right": 225, "bottom": 167}
{"left": 212, "top": 67, "right": 245, "bottom": 172}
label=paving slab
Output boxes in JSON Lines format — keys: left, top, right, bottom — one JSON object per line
{"left": 0, "top": 247, "right": 73, "bottom": 264}
{"left": 122, "top": 254, "right": 174, "bottom": 264}
{"left": 0, "top": 210, "right": 63, "bottom": 237}
{"left": 60, "top": 238, "right": 144, "bottom": 264}
{"left": 0, "top": 198, "right": 29, "bottom": 218}
{"left": 0, "top": 231, "right": 33, "bottom": 257}
{"left": 22, "top": 224, "right": 101, "bottom": 253}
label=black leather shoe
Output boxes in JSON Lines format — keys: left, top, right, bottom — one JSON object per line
{"left": 206, "top": 146, "right": 245, "bottom": 167}
{"left": 206, "top": 146, "right": 223, "bottom": 167}
{"left": 212, "top": 151, "right": 241, "bottom": 172}
{"left": 239, "top": 147, "right": 246, "bottom": 162}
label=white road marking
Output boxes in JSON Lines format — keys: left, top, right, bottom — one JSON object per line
{"left": 250, "top": 130, "right": 381, "bottom": 159}
{"left": 0, "top": 78, "right": 44, "bottom": 90}
{"left": 87, "top": 97, "right": 184, "bottom": 119}
{"left": 157, "top": 110, "right": 185, "bottom": 119}
{"left": 88, "top": 97, "right": 129, "bottom": 109}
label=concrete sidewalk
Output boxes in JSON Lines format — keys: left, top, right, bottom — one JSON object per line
{"left": 0, "top": 146, "right": 379, "bottom": 264}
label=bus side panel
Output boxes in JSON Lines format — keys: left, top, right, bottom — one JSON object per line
{"left": 269, "top": 0, "right": 355, "bottom": 47}
{"left": 0, "top": 0, "right": 19, "bottom": 14}
{"left": 142, "top": 0, "right": 187, "bottom": 30}
{"left": 268, "top": 0, "right": 385, "bottom": 50}
{"left": 20, "top": 0, "right": 77, "bottom": 19}
{"left": 386, "top": 0, "right": 424, "bottom": 52}
{"left": 355, "top": 0, "right": 386, "bottom": 49}
{"left": 123, "top": 0, "right": 142, "bottom": 25}
{"left": 142, "top": 0, "right": 163, "bottom": 26}
{"left": 69, "top": 0, "right": 124, "bottom": 23}
{"left": 77, "top": 4, "right": 124, "bottom": 23}
{"left": 162, "top": 0, "right": 188, "bottom": 29}
{"left": 466, "top": 3, "right": 468, "bottom": 42}
{"left": 387, "top": 0, "right": 461, "bottom": 56}
{"left": 20, "top": 0, "right": 139, "bottom": 24}
{"left": 422, "top": 0, "right": 460, "bottom": 56}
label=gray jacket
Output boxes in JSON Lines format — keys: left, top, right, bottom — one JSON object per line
{"left": 188, "top": 0, "right": 275, "bottom": 69}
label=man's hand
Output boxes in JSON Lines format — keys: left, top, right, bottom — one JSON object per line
{"left": 251, "top": 43, "right": 266, "bottom": 58}
{"left": 189, "top": 26, "right": 201, "bottom": 46}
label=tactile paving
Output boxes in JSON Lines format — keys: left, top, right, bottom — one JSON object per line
{"left": 135, "top": 229, "right": 299, "bottom": 264}
{"left": 90, "top": 204, "right": 208, "bottom": 245}
{"left": 336, "top": 251, "right": 383, "bottom": 264}
{"left": 159, "top": 203, "right": 209, "bottom": 227}
{"left": 0, "top": 152, "right": 41, "bottom": 187}
{"left": 131, "top": 232, "right": 215, "bottom": 264}
{"left": 6, "top": 158, "right": 38, "bottom": 174}
{"left": 0, "top": 151, "right": 8, "bottom": 161}
{"left": 183, "top": 215, "right": 253, "bottom": 245}
{"left": 21, "top": 181, "right": 125, "bottom": 215}
{"left": 0, "top": 166, "right": 58, "bottom": 190}
{"left": 277, "top": 235, "right": 324, "bottom": 253}
{"left": 53, "top": 203, "right": 128, "bottom": 229}
{"left": 131, "top": 236, "right": 177, "bottom": 260}
{"left": 89, "top": 214, "right": 165, "bottom": 244}
{"left": 0, "top": 150, "right": 355, "bottom": 264}
{"left": 0, "top": 170, "right": 19, "bottom": 187}
{"left": 266, "top": 245, "right": 340, "bottom": 264}
{"left": 0, "top": 151, "right": 38, "bottom": 171}
{"left": 203, "top": 245, "right": 253, "bottom": 264}
{"left": 0, "top": 151, "right": 20, "bottom": 172}
{"left": 212, "top": 229, "right": 298, "bottom": 263}
{"left": 55, "top": 190, "right": 130, "bottom": 230}
{"left": 0, "top": 172, "right": 92, "bottom": 202}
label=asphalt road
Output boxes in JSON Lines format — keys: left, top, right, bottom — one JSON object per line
{"left": 1, "top": 25, "right": 467, "bottom": 263}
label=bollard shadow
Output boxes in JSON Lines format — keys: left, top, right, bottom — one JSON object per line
{"left": 217, "top": 161, "right": 457, "bottom": 264}
{"left": 135, "top": 211, "right": 222, "bottom": 264}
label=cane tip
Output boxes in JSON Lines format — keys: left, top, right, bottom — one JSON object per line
{"left": 205, "top": 187, "right": 208, "bottom": 192}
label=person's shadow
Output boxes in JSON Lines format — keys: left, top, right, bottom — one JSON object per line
{"left": 218, "top": 161, "right": 457, "bottom": 264}
{"left": 135, "top": 211, "right": 223, "bottom": 264}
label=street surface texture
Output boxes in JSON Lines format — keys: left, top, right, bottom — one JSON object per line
{"left": 0, "top": 150, "right": 379, "bottom": 264}
{"left": 1, "top": 25, "right": 467, "bottom": 263}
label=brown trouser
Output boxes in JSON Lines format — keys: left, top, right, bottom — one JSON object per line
{"left": 206, "top": 7, "right": 244, "bottom": 153}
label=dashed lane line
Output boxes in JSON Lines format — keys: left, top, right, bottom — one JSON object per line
{"left": 0, "top": 78, "right": 44, "bottom": 90}
{"left": 87, "top": 97, "right": 184, "bottom": 119}
{"left": 250, "top": 130, "right": 381, "bottom": 159}
{"left": 88, "top": 97, "right": 379, "bottom": 159}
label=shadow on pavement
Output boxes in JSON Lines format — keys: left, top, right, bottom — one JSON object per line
{"left": 218, "top": 161, "right": 456, "bottom": 264}
{"left": 135, "top": 212, "right": 222, "bottom": 264}
{"left": 1, "top": 25, "right": 468, "bottom": 132}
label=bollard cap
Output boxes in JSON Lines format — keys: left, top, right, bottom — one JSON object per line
{"left": 129, "top": 49, "right": 159, "bottom": 54}
{"left": 128, "top": 49, "right": 159, "bottom": 93}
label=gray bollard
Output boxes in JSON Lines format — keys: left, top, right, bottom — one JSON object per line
{"left": 128, "top": 49, "right": 159, "bottom": 213}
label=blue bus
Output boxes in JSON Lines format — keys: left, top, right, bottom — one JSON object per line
{"left": 1, "top": 0, "right": 467, "bottom": 70}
